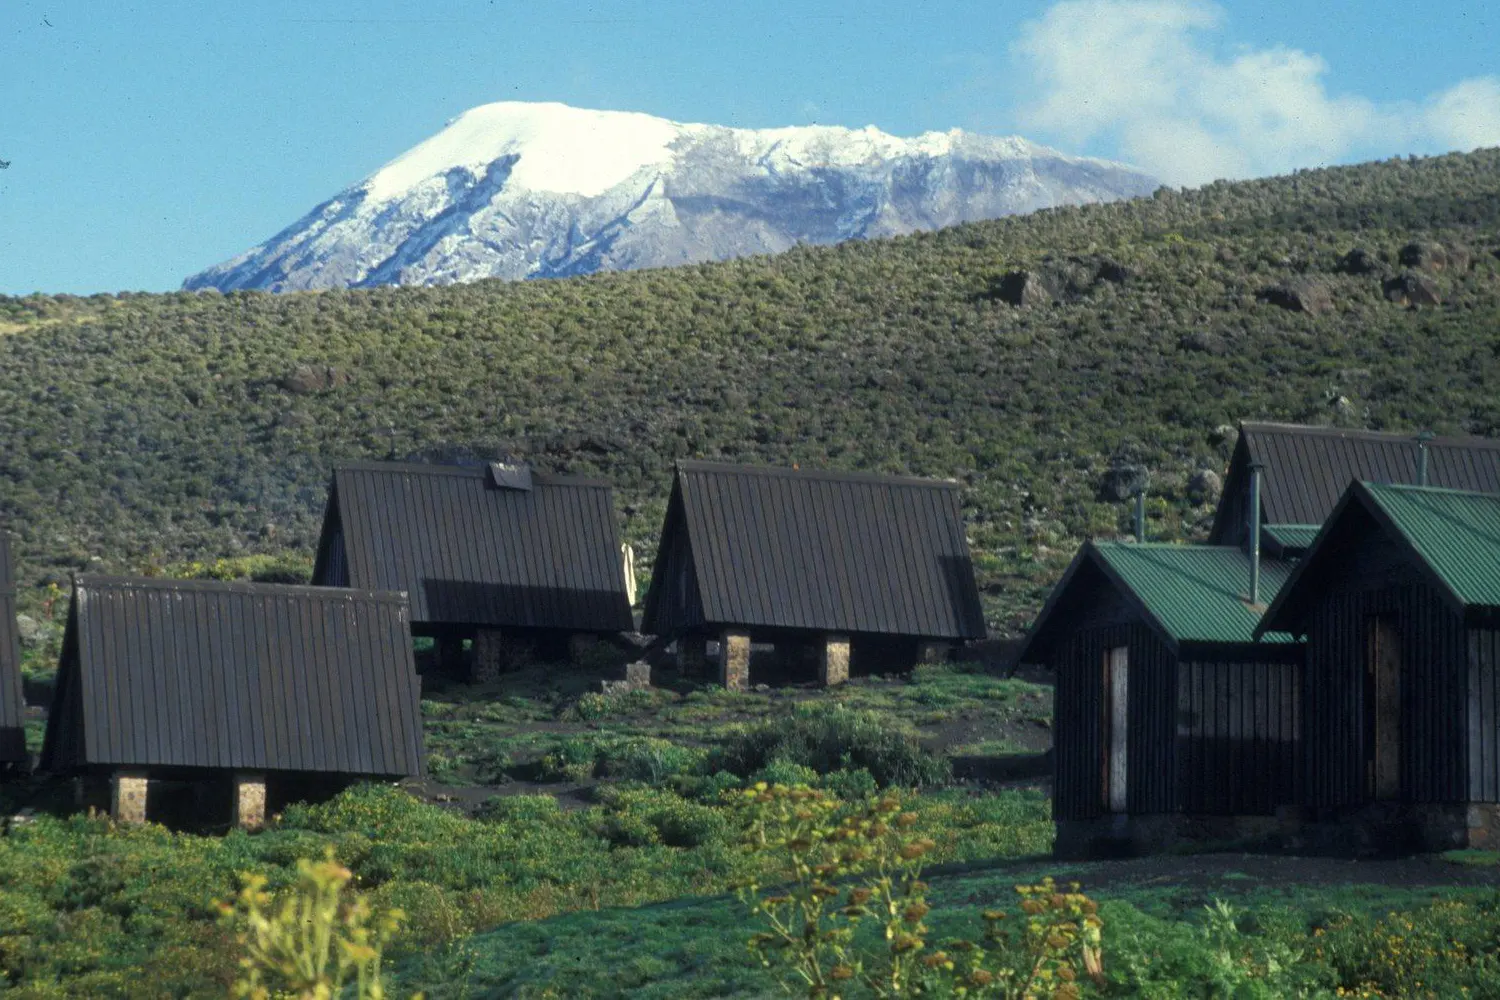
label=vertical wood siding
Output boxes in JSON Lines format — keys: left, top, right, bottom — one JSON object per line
{"left": 1467, "top": 629, "right": 1500, "bottom": 801}
{"left": 1303, "top": 581, "right": 1466, "bottom": 808}
{"left": 1053, "top": 623, "right": 1176, "bottom": 820}
{"left": 1176, "top": 656, "right": 1301, "bottom": 815}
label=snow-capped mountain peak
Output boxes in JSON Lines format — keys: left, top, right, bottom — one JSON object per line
{"left": 185, "top": 102, "right": 1159, "bottom": 291}
{"left": 365, "top": 102, "right": 689, "bottom": 200}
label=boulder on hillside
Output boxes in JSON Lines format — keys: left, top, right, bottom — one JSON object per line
{"left": 995, "top": 270, "right": 1054, "bottom": 307}
{"left": 281, "top": 365, "right": 352, "bottom": 394}
{"left": 992, "top": 255, "right": 1124, "bottom": 307}
{"left": 1383, "top": 271, "right": 1442, "bottom": 307}
{"left": 1187, "top": 469, "right": 1223, "bottom": 505}
{"left": 1257, "top": 278, "right": 1334, "bottom": 315}
{"left": 1338, "top": 247, "right": 1384, "bottom": 275}
{"left": 15, "top": 614, "right": 53, "bottom": 648}
{"left": 1399, "top": 241, "right": 1468, "bottom": 273}
{"left": 1101, "top": 463, "right": 1150, "bottom": 503}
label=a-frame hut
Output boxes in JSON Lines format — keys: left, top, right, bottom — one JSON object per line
{"left": 312, "top": 461, "right": 634, "bottom": 679}
{"left": 641, "top": 461, "right": 986, "bottom": 689}
{"left": 41, "top": 576, "right": 425, "bottom": 828}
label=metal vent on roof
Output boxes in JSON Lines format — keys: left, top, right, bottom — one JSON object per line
{"left": 488, "top": 461, "right": 533, "bottom": 491}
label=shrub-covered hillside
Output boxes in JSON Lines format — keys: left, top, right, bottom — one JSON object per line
{"left": 3, "top": 149, "right": 1500, "bottom": 636}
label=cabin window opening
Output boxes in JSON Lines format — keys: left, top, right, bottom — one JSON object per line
{"left": 1104, "top": 644, "right": 1129, "bottom": 812}
{"left": 1365, "top": 615, "right": 1402, "bottom": 801}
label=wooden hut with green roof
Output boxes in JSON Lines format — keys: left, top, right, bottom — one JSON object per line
{"left": 1256, "top": 481, "right": 1500, "bottom": 852}
{"left": 1020, "top": 541, "right": 1302, "bottom": 857}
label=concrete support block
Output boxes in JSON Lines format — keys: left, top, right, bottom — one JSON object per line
{"left": 111, "top": 771, "right": 148, "bottom": 826}
{"left": 598, "top": 661, "right": 653, "bottom": 697}
{"left": 678, "top": 635, "right": 707, "bottom": 677}
{"left": 719, "top": 629, "right": 751, "bottom": 692}
{"left": 820, "top": 634, "right": 851, "bottom": 687}
{"left": 471, "top": 629, "right": 509, "bottom": 683}
{"left": 916, "top": 641, "right": 951, "bottom": 666}
{"left": 568, "top": 633, "right": 600, "bottom": 664}
{"left": 234, "top": 773, "right": 267, "bottom": 831}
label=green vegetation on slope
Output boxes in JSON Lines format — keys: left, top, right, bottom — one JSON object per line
{"left": 2, "top": 150, "right": 1500, "bottom": 639}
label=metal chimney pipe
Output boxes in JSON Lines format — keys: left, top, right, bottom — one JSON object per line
{"left": 1248, "top": 462, "right": 1264, "bottom": 605}
{"left": 1133, "top": 489, "right": 1146, "bottom": 543}
{"left": 1417, "top": 430, "right": 1435, "bottom": 486}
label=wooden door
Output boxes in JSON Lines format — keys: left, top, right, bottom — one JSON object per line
{"left": 1105, "top": 645, "right": 1129, "bottom": 812}
{"left": 1366, "top": 616, "right": 1401, "bottom": 800}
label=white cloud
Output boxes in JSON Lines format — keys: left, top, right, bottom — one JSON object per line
{"left": 1012, "top": 0, "right": 1500, "bottom": 185}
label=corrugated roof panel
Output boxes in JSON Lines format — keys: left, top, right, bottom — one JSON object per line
{"left": 39, "top": 576, "right": 424, "bottom": 777}
{"left": 642, "top": 461, "right": 986, "bottom": 639}
{"left": 1363, "top": 483, "right": 1500, "bottom": 608}
{"left": 1093, "top": 543, "right": 1297, "bottom": 644}
{"left": 317, "top": 462, "right": 633, "bottom": 632}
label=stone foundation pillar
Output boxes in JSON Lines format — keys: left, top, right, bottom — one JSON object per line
{"left": 111, "top": 771, "right": 148, "bottom": 826}
{"left": 719, "top": 629, "right": 751, "bottom": 692}
{"left": 471, "top": 629, "right": 509, "bottom": 683}
{"left": 820, "top": 634, "right": 851, "bottom": 687}
{"left": 1468, "top": 804, "right": 1500, "bottom": 849}
{"left": 568, "top": 633, "right": 599, "bottom": 664}
{"left": 678, "top": 635, "right": 707, "bottom": 676}
{"left": 234, "top": 773, "right": 267, "bottom": 831}
{"left": 916, "top": 641, "right": 951, "bottom": 666}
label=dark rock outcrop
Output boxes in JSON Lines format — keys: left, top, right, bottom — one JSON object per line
{"left": 1399, "top": 241, "right": 1469, "bottom": 273}
{"left": 1383, "top": 271, "right": 1442, "bottom": 307}
{"left": 1257, "top": 279, "right": 1333, "bottom": 315}
{"left": 995, "top": 270, "right": 1055, "bottom": 307}
{"left": 1187, "top": 469, "right": 1223, "bottom": 505}
{"left": 281, "top": 366, "right": 353, "bottom": 394}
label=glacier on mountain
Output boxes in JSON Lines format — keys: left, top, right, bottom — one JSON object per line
{"left": 184, "top": 102, "right": 1160, "bottom": 292}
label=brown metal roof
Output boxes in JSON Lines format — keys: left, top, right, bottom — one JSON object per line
{"left": 312, "top": 462, "right": 633, "bottom": 632}
{"left": 1208, "top": 422, "right": 1500, "bottom": 546}
{"left": 641, "top": 461, "right": 986, "bottom": 640}
{"left": 39, "top": 576, "right": 425, "bottom": 777}
{"left": 0, "top": 533, "right": 23, "bottom": 764}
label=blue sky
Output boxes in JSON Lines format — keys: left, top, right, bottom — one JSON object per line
{"left": 2, "top": 0, "right": 1497, "bottom": 294}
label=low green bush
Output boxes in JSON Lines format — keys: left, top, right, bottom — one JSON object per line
{"left": 537, "top": 734, "right": 707, "bottom": 784}
{"left": 475, "top": 794, "right": 563, "bottom": 823}
{"left": 716, "top": 703, "right": 952, "bottom": 787}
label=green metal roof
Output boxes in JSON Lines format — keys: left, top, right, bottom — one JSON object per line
{"left": 1263, "top": 524, "right": 1321, "bottom": 550}
{"left": 1362, "top": 483, "right": 1500, "bottom": 608}
{"left": 1093, "top": 543, "right": 1296, "bottom": 644}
